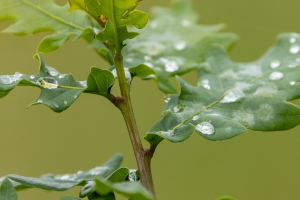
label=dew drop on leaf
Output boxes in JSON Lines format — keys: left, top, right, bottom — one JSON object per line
{"left": 201, "top": 79, "right": 211, "bottom": 90}
{"left": 47, "top": 67, "right": 59, "bottom": 76}
{"left": 64, "top": 101, "right": 67, "bottom": 105}
{"left": 79, "top": 81, "right": 87, "bottom": 88}
{"left": 161, "top": 130, "right": 175, "bottom": 137}
{"left": 129, "top": 169, "right": 139, "bottom": 182}
{"left": 89, "top": 166, "right": 109, "bottom": 175}
{"left": 174, "top": 41, "right": 186, "bottom": 51}
{"left": 14, "top": 72, "right": 23, "bottom": 79}
{"left": 192, "top": 115, "right": 200, "bottom": 121}
{"left": 59, "top": 74, "right": 66, "bottom": 79}
{"left": 54, "top": 103, "right": 59, "bottom": 108}
{"left": 290, "top": 81, "right": 296, "bottom": 85}
{"left": 30, "top": 75, "right": 35, "bottom": 80}
{"left": 181, "top": 19, "right": 191, "bottom": 27}
{"left": 164, "top": 94, "right": 171, "bottom": 103}
{"left": 36, "top": 77, "right": 59, "bottom": 89}
{"left": 289, "top": 44, "right": 300, "bottom": 54}
{"left": 173, "top": 105, "right": 181, "bottom": 113}
{"left": 74, "top": 95, "right": 77, "bottom": 99}
{"left": 0, "top": 75, "right": 19, "bottom": 84}
{"left": 270, "top": 60, "right": 281, "bottom": 69}
{"left": 160, "top": 58, "right": 179, "bottom": 72}
{"left": 269, "top": 71, "right": 284, "bottom": 81}
{"left": 195, "top": 122, "right": 215, "bottom": 135}
{"left": 290, "top": 37, "right": 296, "bottom": 44}
{"left": 37, "top": 99, "right": 43, "bottom": 103}
{"left": 220, "top": 89, "right": 246, "bottom": 103}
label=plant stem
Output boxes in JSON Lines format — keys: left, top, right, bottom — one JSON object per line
{"left": 114, "top": 50, "right": 156, "bottom": 197}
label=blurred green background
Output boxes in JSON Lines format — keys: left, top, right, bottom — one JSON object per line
{"left": 1, "top": 0, "right": 300, "bottom": 199}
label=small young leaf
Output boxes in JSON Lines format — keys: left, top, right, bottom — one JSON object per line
{"left": 0, "top": 178, "right": 18, "bottom": 200}
{"left": 146, "top": 33, "right": 300, "bottom": 145}
{"left": 122, "top": 0, "right": 238, "bottom": 94}
{"left": 0, "top": 0, "right": 95, "bottom": 53}
{"left": 94, "top": 178, "right": 153, "bottom": 200}
{"left": 60, "top": 196, "right": 81, "bottom": 200}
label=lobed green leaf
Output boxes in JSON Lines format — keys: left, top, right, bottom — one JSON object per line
{"left": 146, "top": 33, "right": 300, "bottom": 145}
{"left": 122, "top": 0, "right": 238, "bottom": 94}
{"left": 0, "top": 0, "right": 96, "bottom": 53}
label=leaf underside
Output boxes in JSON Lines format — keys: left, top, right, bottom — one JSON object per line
{"left": 146, "top": 33, "right": 300, "bottom": 145}
{"left": 121, "top": 0, "right": 239, "bottom": 94}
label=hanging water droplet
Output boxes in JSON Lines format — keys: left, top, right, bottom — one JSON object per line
{"left": 290, "top": 81, "right": 296, "bottom": 85}
{"left": 195, "top": 122, "right": 215, "bottom": 135}
{"left": 164, "top": 94, "right": 171, "bottom": 103}
{"left": 270, "top": 60, "right": 281, "bottom": 69}
{"left": 220, "top": 89, "right": 246, "bottom": 103}
{"left": 192, "top": 115, "right": 200, "bottom": 121}
{"left": 160, "top": 130, "right": 175, "bottom": 137}
{"left": 37, "top": 99, "right": 43, "bottom": 103}
{"left": 54, "top": 103, "right": 59, "bottom": 108}
{"left": 290, "top": 44, "right": 300, "bottom": 54}
{"left": 269, "top": 71, "right": 284, "bottom": 81}
{"left": 174, "top": 41, "right": 186, "bottom": 51}
{"left": 201, "top": 79, "right": 211, "bottom": 90}
{"left": 36, "top": 77, "right": 59, "bottom": 89}
{"left": 290, "top": 37, "right": 296, "bottom": 44}
{"left": 30, "top": 75, "right": 35, "bottom": 80}
{"left": 64, "top": 101, "right": 67, "bottom": 105}
{"left": 47, "top": 67, "right": 59, "bottom": 76}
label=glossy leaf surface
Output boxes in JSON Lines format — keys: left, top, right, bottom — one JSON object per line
{"left": 0, "top": 178, "right": 18, "bottom": 200}
{"left": 146, "top": 33, "right": 300, "bottom": 145}
{"left": 0, "top": 0, "right": 95, "bottom": 53}
{"left": 122, "top": 0, "right": 238, "bottom": 94}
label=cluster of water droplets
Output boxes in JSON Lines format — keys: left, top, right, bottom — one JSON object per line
{"left": 159, "top": 58, "right": 179, "bottom": 72}
{"left": 289, "top": 34, "right": 300, "bottom": 54}
{"left": 201, "top": 79, "right": 211, "bottom": 90}
{"left": 0, "top": 72, "right": 24, "bottom": 85}
{"left": 195, "top": 122, "right": 215, "bottom": 135}
{"left": 164, "top": 94, "right": 171, "bottom": 103}
{"left": 128, "top": 170, "right": 139, "bottom": 182}
{"left": 220, "top": 89, "right": 246, "bottom": 103}
{"left": 160, "top": 130, "right": 175, "bottom": 137}
{"left": 111, "top": 68, "right": 132, "bottom": 84}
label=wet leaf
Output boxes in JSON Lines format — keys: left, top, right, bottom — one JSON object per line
{"left": 146, "top": 33, "right": 300, "bottom": 145}
{"left": 0, "top": 178, "right": 18, "bottom": 200}
{"left": 0, "top": 54, "right": 85, "bottom": 113}
{"left": 122, "top": 0, "right": 238, "bottom": 94}
{"left": 0, "top": 0, "right": 96, "bottom": 53}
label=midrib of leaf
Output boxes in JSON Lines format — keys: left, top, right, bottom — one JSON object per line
{"left": 22, "top": 0, "right": 84, "bottom": 31}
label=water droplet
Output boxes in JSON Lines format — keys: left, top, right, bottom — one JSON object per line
{"left": 287, "top": 59, "right": 300, "bottom": 68}
{"left": 160, "top": 58, "right": 179, "bottom": 72}
{"left": 201, "top": 79, "right": 210, "bottom": 90}
{"left": 64, "top": 101, "right": 67, "bottom": 105}
{"left": 290, "top": 81, "right": 296, "bottom": 85}
{"left": 79, "top": 81, "right": 87, "bottom": 88}
{"left": 89, "top": 166, "right": 109, "bottom": 175}
{"left": 14, "top": 72, "right": 23, "bottom": 79}
{"left": 59, "top": 74, "right": 66, "bottom": 79}
{"left": 174, "top": 41, "right": 186, "bottom": 51}
{"left": 290, "top": 37, "right": 296, "bottom": 44}
{"left": 269, "top": 71, "right": 284, "bottom": 81}
{"left": 47, "top": 67, "right": 59, "bottom": 76}
{"left": 164, "top": 94, "right": 171, "bottom": 103}
{"left": 220, "top": 89, "right": 246, "bottom": 103}
{"left": 192, "top": 115, "right": 200, "bottom": 121}
{"left": 150, "top": 21, "right": 158, "bottom": 29}
{"left": 160, "top": 130, "right": 175, "bottom": 137}
{"left": 111, "top": 69, "right": 131, "bottom": 83}
{"left": 36, "top": 77, "right": 59, "bottom": 89}
{"left": 270, "top": 60, "right": 280, "bottom": 69}
{"left": 144, "top": 62, "right": 154, "bottom": 68}
{"left": 74, "top": 95, "right": 78, "bottom": 99}
{"left": 128, "top": 170, "right": 139, "bottom": 182}
{"left": 195, "top": 122, "right": 215, "bottom": 135}
{"left": 93, "top": 27, "right": 100, "bottom": 35}
{"left": 37, "top": 99, "right": 43, "bottom": 103}
{"left": 30, "top": 75, "right": 35, "bottom": 80}
{"left": 144, "top": 56, "right": 151, "bottom": 62}
{"left": 54, "top": 103, "right": 59, "bottom": 108}
{"left": 181, "top": 20, "right": 191, "bottom": 27}
{"left": 290, "top": 44, "right": 300, "bottom": 54}
{"left": 173, "top": 105, "right": 181, "bottom": 113}
{"left": 76, "top": 170, "right": 83, "bottom": 175}
{"left": 0, "top": 75, "right": 19, "bottom": 84}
